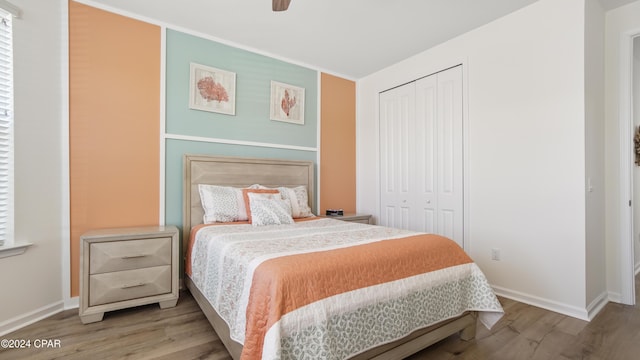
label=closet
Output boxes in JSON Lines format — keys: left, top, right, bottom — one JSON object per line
{"left": 379, "top": 65, "right": 463, "bottom": 247}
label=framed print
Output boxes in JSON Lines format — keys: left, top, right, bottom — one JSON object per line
{"left": 270, "top": 81, "right": 305, "bottom": 125}
{"left": 189, "top": 62, "right": 236, "bottom": 115}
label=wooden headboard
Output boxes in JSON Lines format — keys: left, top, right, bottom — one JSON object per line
{"left": 182, "top": 154, "right": 315, "bottom": 257}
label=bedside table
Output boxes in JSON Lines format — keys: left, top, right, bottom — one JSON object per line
{"left": 79, "top": 225, "right": 179, "bottom": 324}
{"left": 322, "top": 213, "right": 373, "bottom": 224}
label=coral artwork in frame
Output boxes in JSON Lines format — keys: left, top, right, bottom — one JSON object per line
{"left": 189, "top": 62, "right": 236, "bottom": 115}
{"left": 270, "top": 81, "right": 305, "bottom": 125}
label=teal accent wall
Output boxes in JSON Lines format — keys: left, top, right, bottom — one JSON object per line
{"left": 164, "top": 30, "right": 320, "bottom": 232}
{"left": 166, "top": 29, "right": 318, "bottom": 147}
{"left": 165, "top": 139, "right": 317, "bottom": 229}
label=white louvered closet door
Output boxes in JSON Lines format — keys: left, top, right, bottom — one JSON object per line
{"left": 379, "top": 66, "right": 464, "bottom": 247}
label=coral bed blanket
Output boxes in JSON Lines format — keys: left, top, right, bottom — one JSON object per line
{"left": 187, "top": 218, "right": 503, "bottom": 360}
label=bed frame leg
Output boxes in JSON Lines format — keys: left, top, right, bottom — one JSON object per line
{"left": 459, "top": 314, "right": 477, "bottom": 341}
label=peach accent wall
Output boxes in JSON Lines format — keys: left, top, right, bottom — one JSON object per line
{"left": 69, "top": 2, "right": 161, "bottom": 297}
{"left": 320, "top": 73, "right": 356, "bottom": 214}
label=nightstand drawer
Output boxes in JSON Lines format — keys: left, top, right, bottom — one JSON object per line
{"left": 322, "top": 213, "right": 372, "bottom": 224}
{"left": 349, "top": 219, "right": 371, "bottom": 224}
{"left": 90, "top": 237, "right": 171, "bottom": 274}
{"left": 89, "top": 265, "right": 171, "bottom": 306}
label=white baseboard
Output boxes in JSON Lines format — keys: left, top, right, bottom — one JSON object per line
{"left": 585, "top": 291, "right": 609, "bottom": 321}
{"left": 608, "top": 291, "right": 622, "bottom": 303}
{"left": 65, "top": 296, "right": 79, "bottom": 310}
{"left": 492, "top": 285, "right": 589, "bottom": 321}
{"left": 0, "top": 301, "right": 65, "bottom": 337}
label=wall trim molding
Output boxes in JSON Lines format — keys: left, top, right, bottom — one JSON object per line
{"left": 159, "top": 25, "right": 167, "bottom": 226}
{"left": 635, "top": 261, "right": 640, "bottom": 275}
{"left": 316, "top": 72, "right": 322, "bottom": 211}
{"left": 164, "top": 133, "right": 318, "bottom": 153}
{"left": 0, "top": 0, "right": 22, "bottom": 18}
{"left": 61, "top": 0, "right": 73, "bottom": 309}
{"left": 586, "top": 291, "right": 609, "bottom": 321}
{"left": 0, "top": 242, "right": 32, "bottom": 258}
{"left": 492, "top": 285, "right": 589, "bottom": 321}
{"left": 65, "top": 296, "right": 79, "bottom": 310}
{"left": 0, "top": 301, "right": 64, "bottom": 337}
{"left": 608, "top": 291, "right": 622, "bottom": 304}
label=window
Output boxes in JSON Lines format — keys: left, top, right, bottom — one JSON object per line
{"left": 0, "top": 8, "right": 13, "bottom": 248}
{"left": 0, "top": 1, "right": 27, "bottom": 258}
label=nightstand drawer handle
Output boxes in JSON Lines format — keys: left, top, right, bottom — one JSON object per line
{"left": 121, "top": 282, "right": 147, "bottom": 289}
{"left": 121, "top": 254, "right": 148, "bottom": 259}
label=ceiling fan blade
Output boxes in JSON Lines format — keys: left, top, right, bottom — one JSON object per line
{"left": 272, "top": 0, "right": 291, "bottom": 11}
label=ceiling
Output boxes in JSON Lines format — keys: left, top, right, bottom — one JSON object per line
{"left": 85, "top": 0, "right": 637, "bottom": 79}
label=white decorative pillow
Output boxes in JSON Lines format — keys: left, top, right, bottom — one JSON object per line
{"left": 198, "top": 184, "right": 259, "bottom": 223}
{"left": 248, "top": 192, "right": 294, "bottom": 226}
{"left": 282, "top": 186, "right": 314, "bottom": 218}
{"left": 258, "top": 185, "right": 314, "bottom": 218}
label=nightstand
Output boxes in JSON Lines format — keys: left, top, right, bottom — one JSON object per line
{"left": 79, "top": 225, "right": 179, "bottom": 324}
{"left": 323, "top": 213, "right": 373, "bottom": 224}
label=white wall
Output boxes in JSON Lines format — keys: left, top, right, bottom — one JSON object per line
{"left": 634, "top": 36, "right": 640, "bottom": 274}
{"left": 604, "top": 0, "right": 640, "bottom": 302}
{"left": 358, "top": 0, "right": 590, "bottom": 317}
{"left": 584, "top": 0, "right": 608, "bottom": 312}
{"left": 0, "top": 0, "right": 66, "bottom": 334}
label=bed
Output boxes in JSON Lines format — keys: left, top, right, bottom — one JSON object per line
{"left": 182, "top": 154, "right": 503, "bottom": 360}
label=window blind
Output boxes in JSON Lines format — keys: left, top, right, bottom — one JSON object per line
{"left": 0, "top": 9, "right": 13, "bottom": 246}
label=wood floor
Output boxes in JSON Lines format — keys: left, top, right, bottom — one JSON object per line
{"left": 1, "top": 275, "right": 638, "bottom": 360}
